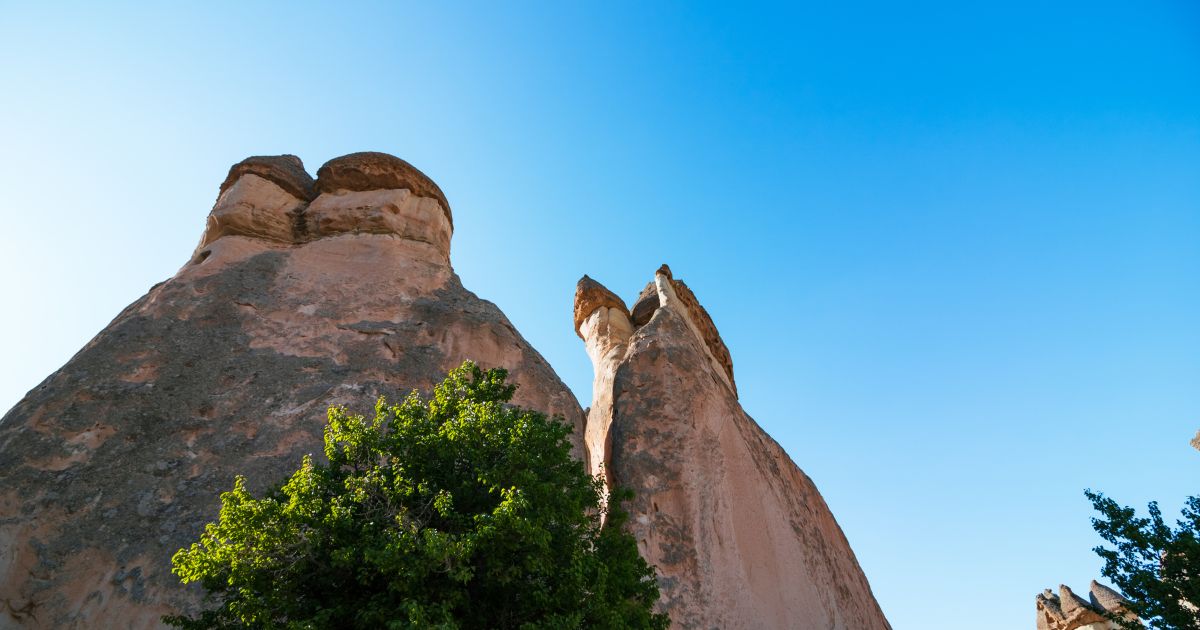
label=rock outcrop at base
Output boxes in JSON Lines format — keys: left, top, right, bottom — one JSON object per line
{"left": 1036, "top": 582, "right": 1137, "bottom": 630}
{"left": 0, "top": 153, "right": 583, "bottom": 628}
{"left": 575, "top": 266, "right": 892, "bottom": 629}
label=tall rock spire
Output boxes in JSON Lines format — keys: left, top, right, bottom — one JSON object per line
{"left": 0, "top": 153, "right": 584, "bottom": 627}
{"left": 575, "top": 266, "right": 892, "bottom": 629}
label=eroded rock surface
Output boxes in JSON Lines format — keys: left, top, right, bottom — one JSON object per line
{"left": 575, "top": 267, "right": 891, "bottom": 629}
{"left": 314, "top": 151, "right": 451, "bottom": 226}
{"left": 1036, "top": 582, "right": 1137, "bottom": 630}
{"left": 0, "top": 153, "right": 582, "bottom": 628}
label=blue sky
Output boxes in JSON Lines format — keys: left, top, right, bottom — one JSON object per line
{"left": 1, "top": 2, "right": 1197, "bottom": 628}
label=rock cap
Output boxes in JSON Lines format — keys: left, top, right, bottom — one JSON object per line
{"left": 315, "top": 152, "right": 452, "bottom": 227}
{"left": 219, "top": 154, "right": 315, "bottom": 202}
{"left": 574, "top": 275, "right": 629, "bottom": 337}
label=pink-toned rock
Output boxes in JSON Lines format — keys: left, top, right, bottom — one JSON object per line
{"left": 575, "top": 266, "right": 891, "bottom": 629}
{"left": 217, "top": 154, "right": 316, "bottom": 202}
{"left": 0, "top": 153, "right": 582, "bottom": 628}
{"left": 197, "top": 173, "right": 307, "bottom": 251}
{"left": 304, "top": 188, "right": 452, "bottom": 263}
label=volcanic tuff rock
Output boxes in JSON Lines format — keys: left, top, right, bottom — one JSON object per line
{"left": 574, "top": 267, "right": 891, "bottom": 629}
{"left": 1036, "top": 582, "right": 1137, "bottom": 630}
{"left": 0, "top": 153, "right": 583, "bottom": 628}
{"left": 1, "top": 152, "right": 892, "bottom": 629}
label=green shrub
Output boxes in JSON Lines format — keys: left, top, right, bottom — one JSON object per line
{"left": 167, "top": 361, "right": 667, "bottom": 629}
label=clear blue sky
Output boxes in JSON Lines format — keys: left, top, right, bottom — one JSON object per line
{"left": 1, "top": 2, "right": 1197, "bottom": 628}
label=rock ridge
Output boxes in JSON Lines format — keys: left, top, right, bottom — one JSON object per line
{"left": 1036, "top": 582, "right": 1136, "bottom": 630}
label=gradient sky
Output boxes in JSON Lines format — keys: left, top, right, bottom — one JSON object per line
{"left": 2, "top": 2, "right": 1198, "bottom": 628}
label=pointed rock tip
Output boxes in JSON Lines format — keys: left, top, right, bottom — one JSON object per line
{"left": 315, "top": 151, "right": 452, "bottom": 227}
{"left": 652, "top": 265, "right": 737, "bottom": 394}
{"left": 219, "top": 154, "right": 316, "bottom": 202}
{"left": 573, "top": 275, "right": 628, "bottom": 337}
{"left": 1058, "top": 584, "right": 1095, "bottom": 613}
{"left": 1089, "top": 581, "right": 1128, "bottom": 612}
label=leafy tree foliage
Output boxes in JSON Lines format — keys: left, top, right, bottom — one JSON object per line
{"left": 168, "top": 362, "right": 667, "bottom": 629}
{"left": 1087, "top": 489, "right": 1200, "bottom": 630}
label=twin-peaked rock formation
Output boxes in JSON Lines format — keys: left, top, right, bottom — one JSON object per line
{"left": 574, "top": 268, "right": 890, "bottom": 629}
{"left": 1036, "top": 582, "right": 1135, "bottom": 630}
{"left": 0, "top": 152, "right": 888, "bottom": 628}
{"left": 0, "top": 153, "right": 582, "bottom": 627}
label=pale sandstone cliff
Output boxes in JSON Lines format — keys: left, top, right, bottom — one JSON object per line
{"left": 575, "top": 265, "right": 892, "bottom": 630}
{"left": 1036, "top": 582, "right": 1136, "bottom": 630}
{"left": 0, "top": 153, "right": 583, "bottom": 628}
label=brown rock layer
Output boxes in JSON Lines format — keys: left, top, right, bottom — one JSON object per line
{"left": 573, "top": 275, "right": 629, "bottom": 336}
{"left": 218, "top": 154, "right": 316, "bottom": 202}
{"left": 0, "top": 153, "right": 581, "bottom": 628}
{"left": 575, "top": 267, "right": 890, "bottom": 629}
{"left": 314, "top": 151, "right": 452, "bottom": 227}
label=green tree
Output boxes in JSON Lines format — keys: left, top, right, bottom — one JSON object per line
{"left": 167, "top": 362, "right": 668, "bottom": 629}
{"left": 1087, "top": 489, "right": 1200, "bottom": 630}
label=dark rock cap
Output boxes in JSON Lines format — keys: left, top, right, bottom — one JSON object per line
{"left": 219, "top": 154, "right": 316, "bottom": 201}
{"left": 574, "top": 275, "right": 629, "bottom": 336}
{"left": 629, "top": 281, "right": 659, "bottom": 327}
{"left": 315, "top": 152, "right": 452, "bottom": 227}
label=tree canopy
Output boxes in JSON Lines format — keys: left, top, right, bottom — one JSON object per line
{"left": 1087, "top": 489, "right": 1200, "bottom": 630}
{"left": 167, "top": 361, "right": 668, "bottom": 629}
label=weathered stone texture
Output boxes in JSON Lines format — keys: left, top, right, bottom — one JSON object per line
{"left": 1035, "top": 582, "right": 1135, "bottom": 630}
{"left": 314, "top": 151, "right": 452, "bottom": 226}
{"left": 217, "top": 154, "right": 316, "bottom": 202}
{"left": 0, "top": 153, "right": 581, "bottom": 628}
{"left": 575, "top": 267, "right": 891, "bottom": 629}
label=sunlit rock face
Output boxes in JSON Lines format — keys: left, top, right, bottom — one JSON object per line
{"left": 575, "top": 266, "right": 892, "bottom": 630}
{"left": 0, "top": 153, "right": 584, "bottom": 628}
{"left": 1035, "top": 582, "right": 1136, "bottom": 630}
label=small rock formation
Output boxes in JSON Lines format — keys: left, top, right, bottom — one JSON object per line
{"left": 1036, "top": 582, "right": 1138, "bottom": 630}
{"left": 575, "top": 265, "right": 892, "bottom": 629}
{"left": 0, "top": 153, "right": 583, "bottom": 628}
{"left": 1191, "top": 429, "right": 1199, "bottom": 452}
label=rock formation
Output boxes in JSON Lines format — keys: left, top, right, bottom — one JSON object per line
{"left": 0, "top": 152, "right": 892, "bottom": 629}
{"left": 1191, "top": 429, "right": 1199, "bottom": 452}
{"left": 1035, "top": 582, "right": 1137, "bottom": 630}
{"left": 0, "top": 153, "right": 583, "bottom": 628}
{"left": 574, "top": 265, "right": 892, "bottom": 629}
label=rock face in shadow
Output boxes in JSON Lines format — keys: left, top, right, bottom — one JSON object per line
{"left": 0, "top": 153, "right": 583, "bottom": 628}
{"left": 575, "top": 266, "right": 891, "bottom": 630}
{"left": 1035, "top": 582, "right": 1136, "bottom": 630}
